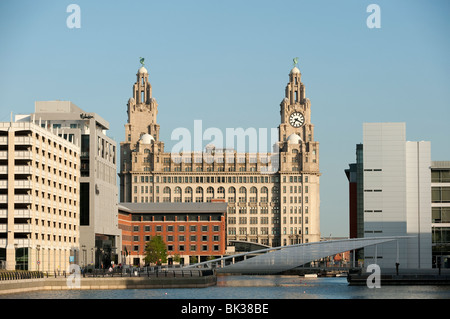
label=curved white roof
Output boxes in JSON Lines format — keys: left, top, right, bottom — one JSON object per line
{"left": 287, "top": 133, "right": 302, "bottom": 144}
{"left": 185, "top": 236, "right": 412, "bottom": 274}
{"left": 290, "top": 66, "right": 300, "bottom": 74}
{"left": 139, "top": 133, "right": 154, "bottom": 144}
{"left": 138, "top": 66, "right": 148, "bottom": 74}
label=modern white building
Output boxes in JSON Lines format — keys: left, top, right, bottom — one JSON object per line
{"left": 357, "top": 123, "right": 432, "bottom": 269}
{"left": 0, "top": 120, "right": 80, "bottom": 271}
{"left": 17, "top": 101, "right": 121, "bottom": 269}
{"left": 431, "top": 161, "right": 450, "bottom": 268}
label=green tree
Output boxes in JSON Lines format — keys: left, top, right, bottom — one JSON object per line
{"left": 144, "top": 236, "right": 167, "bottom": 265}
{"left": 172, "top": 253, "right": 181, "bottom": 264}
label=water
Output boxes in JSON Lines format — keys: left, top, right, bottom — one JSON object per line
{"left": 2, "top": 275, "right": 450, "bottom": 299}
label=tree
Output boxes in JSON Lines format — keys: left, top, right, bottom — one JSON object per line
{"left": 144, "top": 236, "right": 167, "bottom": 265}
{"left": 172, "top": 253, "right": 181, "bottom": 264}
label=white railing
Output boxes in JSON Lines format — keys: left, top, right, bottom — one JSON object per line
{"left": 14, "top": 224, "right": 32, "bottom": 233}
{"left": 14, "top": 180, "right": 32, "bottom": 189}
{"left": 14, "top": 136, "right": 32, "bottom": 145}
{"left": 14, "top": 150, "right": 32, "bottom": 159}
{"left": 15, "top": 209, "right": 32, "bottom": 218}
{"left": 14, "top": 195, "right": 32, "bottom": 203}
{"left": 14, "top": 166, "right": 32, "bottom": 174}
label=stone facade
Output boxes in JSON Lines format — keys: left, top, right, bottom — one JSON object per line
{"left": 119, "top": 63, "right": 321, "bottom": 248}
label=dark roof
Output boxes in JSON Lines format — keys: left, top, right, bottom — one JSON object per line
{"left": 118, "top": 202, "right": 227, "bottom": 214}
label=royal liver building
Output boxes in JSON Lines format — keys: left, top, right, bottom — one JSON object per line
{"left": 119, "top": 60, "right": 321, "bottom": 247}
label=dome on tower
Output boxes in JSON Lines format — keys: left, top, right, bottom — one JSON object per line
{"left": 287, "top": 133, "right": 302, "bottom": 144}
{"left": 138, "top": 66, "right": 148, "bottom": 74}
{"left": 139, "top": 133, "right": 154, "bottom": 144}
{"left": 290, "top": 66, "right": 300, "bottom": 74}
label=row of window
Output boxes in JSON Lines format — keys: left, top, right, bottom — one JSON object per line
{"left": 35, "top": 147, "right": 77, "bottom": 169}
{"left": 133, "top": 225, "right": 220, "bottom": 232}
{"left": 133, "top": 235, "right": 220, "bottom": 242}
{"left": 35, "top": 131, "right": 77, "bottom": 157}
{"left": 132, "top": 244, "right": 220, "bottom": 252}
{"left": 228, "top": 216, "right": 308, "bottom": 225}
{"left": 431, "top": 170, "right": 450, "bottom": 183}
{"left": 34, "top": 161, "right": 77, "bottom": 181}
{"left": 34, "top": 204, "right": 77, "bottom": 218}
{"left": 227, "top": 226, "right": 310, "bottom": 236}
{"left": 134, "top": 174, "right": 310, "bottom": 184}
{"left": 432, "top": 187, "right": 450, "bottom": 203}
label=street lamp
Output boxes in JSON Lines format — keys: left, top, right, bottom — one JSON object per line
{"left": 14, "top": 243, "right": 18, "bottom": 270}
{"left": 36, "top": 245, "right": 40, "bottom": 272}
{"left": 81, "top": 245, "right": 86, "bottom": 268}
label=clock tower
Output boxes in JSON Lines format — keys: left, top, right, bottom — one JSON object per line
{"left": 120, "top": 60, "right": 165, "bottom": 202}
{"left": 277, "top": 60, "right": 320, "bottom": 246}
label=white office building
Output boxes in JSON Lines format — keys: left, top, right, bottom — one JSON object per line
{"left": 361, "top": 123, "right": 432, "bottom": 269}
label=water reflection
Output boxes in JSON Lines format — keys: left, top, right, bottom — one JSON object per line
{"left": 2, "top": 275, "right": 450, "bottom": 299}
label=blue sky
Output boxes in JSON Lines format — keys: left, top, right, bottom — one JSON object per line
{"left": 0, "top": 0, "right": 449, "bottom": 237}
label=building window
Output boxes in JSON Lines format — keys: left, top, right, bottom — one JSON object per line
{"left": 432, "top": 187, "right": 450, "bottom": 203}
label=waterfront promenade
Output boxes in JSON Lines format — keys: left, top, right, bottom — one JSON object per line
{"left": 0, "top": 268, "right": 217, "bottom": 295}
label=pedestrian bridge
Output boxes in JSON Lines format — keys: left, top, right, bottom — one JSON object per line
{"left": 185, "top": 236, "right": 410, "bottom": 274}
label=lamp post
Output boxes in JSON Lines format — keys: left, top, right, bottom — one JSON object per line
{"left": 14, "top": 243, "right": 18, "bottom": 270}
{"left": 36, "top": 245, "right": 40, "bottom": 272}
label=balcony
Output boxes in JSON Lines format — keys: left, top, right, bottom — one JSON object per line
{"left": 15, "top": 150, "right": 32, "bottom": 160}
{"left": 0, "top": 209, "right": 6, "bottom": 218}
{"left": 0, "top": 136, "right": 7, "bottom": 145}
{"left": 0, "top": 195, "right": 7, "bottom": 204}
{"left": 14, "top": 136, "right": 32, "bottom": 145}
{"left": 14, "top": 195, "right": 32, "bottom": 204}
{"left": 14, "top": 180, "right": 32, "bottom": 189}
{"left": 15, "top": 209, "right": 32, "bottom": 218}
{"left": 0, "top": 151, "right": 7, "bottom": 160}
{"left": 14, "top": 166, "right": 32, "bottom": 175}
{"left": 14, "top": 224, "right": 32, "bottom": 233}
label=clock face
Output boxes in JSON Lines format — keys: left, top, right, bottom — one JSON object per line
{"left": 289, "top": 112, "right": 305, "bottom": 127}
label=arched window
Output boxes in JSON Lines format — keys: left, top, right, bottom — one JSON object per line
{"left": 184, "top": 187, "right": 193, "bottom": 203}
{"left": 163, "top": 187, "right": 171, "bottom": 202}
{"left": 195, "top": 187, "right": 204, "bottom": 202}
{"left": 228, "top": 187, "right": 236, "bottom": 194}
{"left": 239, "top": 187, "right": 247, "bottom": 203}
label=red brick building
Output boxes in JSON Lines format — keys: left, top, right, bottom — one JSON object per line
{"left": 118, "top": 202, "right": 227, "bottom": 266}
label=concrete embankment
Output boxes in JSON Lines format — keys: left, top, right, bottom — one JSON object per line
{"left": 347, "top": 268, "right": 450, "bottom": 285}
{"left": 0, "top": 275, "right": 217, "bottom": 295}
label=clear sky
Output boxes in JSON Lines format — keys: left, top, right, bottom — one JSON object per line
{"left": 0, "top": 0, "right": 449, "bottom": 237}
